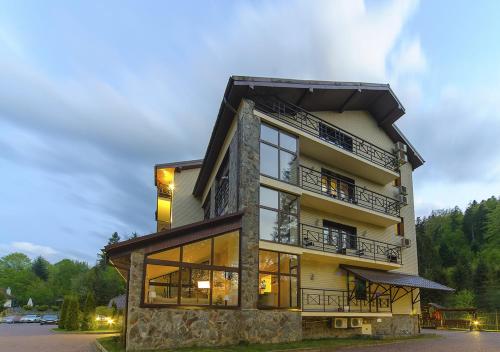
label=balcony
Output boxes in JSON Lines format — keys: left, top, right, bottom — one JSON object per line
{"left": 301, "top": 287, "right": 391, "bottom": 314}
{"left": 253, "top": 98, "right": 400, "bottom": 185}
{"left": 301, "top": 224, "right": 402, "bottom": 264}
{"left": 300, "top": 165, "right": 401, "bottom": 227}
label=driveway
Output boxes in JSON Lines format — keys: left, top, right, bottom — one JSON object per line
{"left": 335, "top": 329, "right": 500, "bottom": 352}
{"left": 0, "top": 323, "right": 115, "bottom": 352}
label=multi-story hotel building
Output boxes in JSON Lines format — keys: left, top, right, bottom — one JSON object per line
{"left": 105, "top": 76, "right": 453, "bottom": 351}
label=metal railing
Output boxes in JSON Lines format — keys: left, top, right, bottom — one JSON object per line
{"left": 253, "top": 98, "right": 398, "bottom": 171}
{"left": 214, "top": 178, "right": 229, "bottom": 216}
{"left": 301, "top": 287, "right": 391, "bottom": 313}
{"left": 300, "top": 165, "right": 401, "bottom": 217}
{"left": 301, "top": 224, "right": 402, "bottom": 264}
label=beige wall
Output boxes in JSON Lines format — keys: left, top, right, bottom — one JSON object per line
{"left": 171, "top": 168, "right": 203, "bottom": 228}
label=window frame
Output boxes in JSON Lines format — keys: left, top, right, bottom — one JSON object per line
{"left": 141, "top": 231, "right": 241, "bottom": 309}
{"left": 258, "top": 249, "right": 300, "bottom": 309}
{"left": 259, "top": 186, "right": 300, "bottom": 245}
{"left": 259, "top": 123, "right": 299, "bottom": 185}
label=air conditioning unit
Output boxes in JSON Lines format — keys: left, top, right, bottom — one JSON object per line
{"left": 397, "top": 150, "right": 408, "bottom": 165}
{"left": 350, "top": 318, "right": 363, "bottom": 328}
{"left": 398, "top": 195, "right": 408, "bottom": 205}
{"left": 398, "top": 185, "right": 408, "bottom": 195}
{"left": 401, "top": 238, "right": 411, "bottom": 248}
{"left": 334, "top": 318, "right": 348, "bottom": 329}
{"left": 395, "top": 141, "right": 407, "bottom": 153}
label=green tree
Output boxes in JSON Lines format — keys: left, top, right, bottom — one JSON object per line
{"left": 98, "top": 232, "right": 121, "bottom": 267}
{"left": 58, "top": 296, "right": 70, "bottom": 329}
{"left": 32, "top": 256, "right": 50, "bottom": 281}
{"left": 65, "top": 296, "right": 80, "bottom": 331}
{"left": 450, "top": 289, "right": 475, "bottom": 308}
{"left": 81, "top": 292, "right": 96, "bottom": 331}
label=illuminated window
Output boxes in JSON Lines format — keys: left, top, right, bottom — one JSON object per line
{"left": 258, "top": 250, "right": 299, "bottom": 308}
{"left": 143, "top": 231, "right": 240, "bottom": 307}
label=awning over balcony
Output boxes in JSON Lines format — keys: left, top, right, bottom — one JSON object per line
{"left": 342, "top": 266, "right": 454, "bottom": 292}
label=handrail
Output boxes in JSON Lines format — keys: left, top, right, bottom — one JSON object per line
{"left": 300, "top": 165, "right": 401, "bottom": 217}
{"left": 301, "top": 223, "right": 402, "bottom": 264}
{"left": 253, "top": 97, "right": 398, "bottom": 171}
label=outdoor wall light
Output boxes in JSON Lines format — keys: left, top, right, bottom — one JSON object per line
{"left": 168, "top": 183, "right": 175, "bottom": 191}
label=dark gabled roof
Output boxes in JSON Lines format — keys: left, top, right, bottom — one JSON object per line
{"left": 193, "top": 76, "right": 424, "bottom": 197}
{"left": 105, "top": 211, "right": 243, "bottom": 259}
{"left": 342, "top": 266, "right": 455, "bottom": 292}
{"left": 155, "top": 159, "right": 203, "bottom": 170}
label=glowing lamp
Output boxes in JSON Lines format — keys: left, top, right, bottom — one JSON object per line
{"left": 107, "top": 317, "right": 114, "bottom": 325}
{"left": 473, "top": 320, "right": 479, "bottom": 326}
{"left": 168, "top": 183, "right": 175, "bottom": 191}
{"left": 197, "top": 281, "right": 210, "bottom": 289}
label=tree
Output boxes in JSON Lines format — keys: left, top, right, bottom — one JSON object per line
{"left": 0, "top": 253, "right": 31, "bottom": 271}
{"left": 81, "top": 292, "right": 96, "bottom": 331}
{"left": 0, "top": 290, "right": 5, "bottom": 312}
{"left": 450, "top": 289, "right": 475, "bottom": 308}
{"left": 58, "top": 296, "right": 70, "bottom": 329}
{"left": 65, "top": 296, "right": 80, "bottom": 331}
{"left": 32, "top": 256, "right": 50, "bottom": 281}
{"left": 98, "top": 232, "right": 122, "bottom": 267}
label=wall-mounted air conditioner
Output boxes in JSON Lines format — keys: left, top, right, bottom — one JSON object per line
{"left": 401, "top": 238, "right": 411, "bottom": 248}
{"left": 398, "top": 195, "right": 408, "bottom": 205}
{"left": 350, "top": 318, "right": 362, "bottom": 328}
{"left": 398, "top": 185, "right": 408, "bottom": 195}
{"left": 334, "top": 318, "right": 348, "bottom": 329}
{"left": 395, "top": 142, "right": 407, "bottom": 153}
{"left": 397, "top": 150, "right": 408, "bottom": 165}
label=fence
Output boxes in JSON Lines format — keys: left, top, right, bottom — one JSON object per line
{"left": 441, "top": 310, "right": 500, "bottom": 331}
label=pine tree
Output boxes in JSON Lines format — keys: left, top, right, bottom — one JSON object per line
{"left": 58, "top": 296, "right": 70, "bottom": 329}
{"left": 65, "top": 296, "right": 80, "bottom": 331}
{"left": 32, "top": 256, "right": 49, "bottom": 281}
{"left": 81, "top": 292, "right": 96, "bottom": 330}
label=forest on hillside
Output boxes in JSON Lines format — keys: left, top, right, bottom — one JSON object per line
{"left": 417, "top": 196, "right": 500, "bottom": 310}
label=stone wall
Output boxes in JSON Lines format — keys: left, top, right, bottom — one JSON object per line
{"left": 302, "top": 315, "right": 419, "bottom": 340}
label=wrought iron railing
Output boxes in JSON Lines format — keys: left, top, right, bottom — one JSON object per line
{"left": 253, "top": 98, "right": 398, "bottom": 171}
{"left": 301, "top": 288, "right": 391, "bottom": 313}
{"left": 300, "top": 165, "right": 401, "bottom": 217}
{"left": 301, "top": 224, "right": 402, "bottom": 264}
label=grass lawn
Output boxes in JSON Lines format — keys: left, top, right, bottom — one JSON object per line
{"left": 52, "top": 327, "right": 120, "bottom": 334}
{"left": 98, "top": 334, "right": 438, "bottom": 352}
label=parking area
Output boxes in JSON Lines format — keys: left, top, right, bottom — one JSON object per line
{"left": 0, "top": 323, "right": 114, "bottom": 352}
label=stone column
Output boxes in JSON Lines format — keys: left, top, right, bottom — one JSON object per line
{"left": 236, "top": 99, "right": 260, "bottom": 310}
{"left": 125, "top": 249, "right": 145, "bottom": 351}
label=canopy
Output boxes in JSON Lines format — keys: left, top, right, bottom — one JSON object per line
{"left": 342, "top": 266, "right": 455, "bottom": 292}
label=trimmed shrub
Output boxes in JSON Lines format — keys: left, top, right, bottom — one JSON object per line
{"left": 51, "top": 305, "right": 60, "bottom": 311}
{"left": 65, "top": 296, "right": 80, "bottom": 331}
{"left": 81, "top": 292, "right": 96, "bottom": 331}
{"left": 36, "top": 305, "right": 48, "bottom": 312}
{"left": 58, "top": 296, "right": 70, "bottom": 329}
{"left": 23, "top": 304, "right": 33, "bottom": 311}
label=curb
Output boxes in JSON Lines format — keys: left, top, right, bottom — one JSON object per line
{"left": 94, "top": 340, "right": 108, "bottom": 352}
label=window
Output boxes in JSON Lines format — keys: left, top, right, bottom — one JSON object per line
{"left": 319, "top": 122, "right": 353, "bottom": 152}
{"left": 323, "top": 220, "right": 357, "bottom": 253}
{"left": 260, "top": 123, "right": 298, "bottom": 184}
{"left": 258, "top": 250, "right": 299, "bottom": 308}
{"left": 143, "top": 231, "right": 239, "bottom": 307}
{"left": 320, "top": 169, "right": 355, "bottom": 202}
{"left": 259, "top": 186, "right": 298, "bottom": 245}
{"left": 354, "top": 278, "right": 367, "bottom": 300}
{"left": 215, "top": 153, "right": 229, "bottom": 216}
{"left": 396, "top": 218, "right": 405, "bottom": 236}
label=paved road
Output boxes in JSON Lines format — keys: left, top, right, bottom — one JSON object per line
{"left": 336, "top": 329, "right": 500, "bottom": 352}
{"left": 0, "top": 323, "right": 114, "bottom": 352}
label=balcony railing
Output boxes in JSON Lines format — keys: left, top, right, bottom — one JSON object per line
{"left": 300, "top": 165, "right": 401, "bottom": 217}
{"left": 301, "top": 224, "right": 402, "bottom": 264}
{"left": 301, "top": 287, "right": 391, "bottom": 313}
{"left": 253, "top": 98, "right": 398, "bottom": 171}
{"left": 214, "top": 178, "right": 229, "bottom": 216}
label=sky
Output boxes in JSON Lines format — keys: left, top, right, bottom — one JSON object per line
{"left": 1, "top": 0, "right": 500, "bottom": 263}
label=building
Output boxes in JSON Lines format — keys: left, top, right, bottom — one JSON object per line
{"left": 105, "top": 76, "right": 453, "bottom": 351}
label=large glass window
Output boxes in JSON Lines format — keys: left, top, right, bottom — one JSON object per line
{"left": 259, "top": 186, "right": 299, "bottom": 245}
{"left": 258, "top": 250, "right": 299, "bottom": 308}
{"left": 144, "top": 231, "right": 239, "bottom": 307}
{"left": 260, "top": 123, "right": 298, "bottom": 184}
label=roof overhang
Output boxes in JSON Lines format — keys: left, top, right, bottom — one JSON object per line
{"left": 193, "top": 76, "right": 424, "bottom": 197}
{"left": 342, "top": 265, "right": 455, "bottom": 292}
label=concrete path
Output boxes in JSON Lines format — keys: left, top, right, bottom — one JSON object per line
{"left": 0, "top": 323, "right": 114, "bottom": 352}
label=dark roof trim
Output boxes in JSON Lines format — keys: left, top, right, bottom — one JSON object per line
{"left": 193, "top": 76, "right": 424, "bottom": 197}
{"left": 155, "top": 159, "right": 203, "bottom": 170}
{"left": 342, "top": 265, "right": 455, "bottom": 292}
{"left": 105, "top": 211, "right": 243, "bottom": 259}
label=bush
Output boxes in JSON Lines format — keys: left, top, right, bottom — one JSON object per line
{"left": 58, "top": 296, "right": 70, "bottom": 329}
{"left": 51, "top": 305, "right": 60, "bottom": 311}
{"left": 81, "top": 292, "right": 96, "bottom": 331}
{"left": 23, "top": 305, "right": 33, "bottom": 311}
{"left": 36, "top": 305, "right": 48, "bottom": 312}
{"left": 95, "top": 306, "right": 113, "bottom": 317}
{"left": 65, "top": 296, "right": 80, "bottom": 331}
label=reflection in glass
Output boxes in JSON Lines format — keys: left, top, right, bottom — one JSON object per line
{"left": 212, "top": 271, "right": 238, "bottom": 306}
{"left": 213, "top": 232, "right": 239, "bottom": 268}
{"left": 279, "top": 131, "right": 297, "bottom": 152}
{"left": 259, "top": 208, "right": 278, "bottom": 242}
{"left": 260, "top": 142, "right": 279, "bottom": 178}
{"left": 261, "top": 124, "right": 278, "bottom": 145}
{"left": 258, "top": 273, "right": 278, "bottom": 307}
{"left": 182, "top": 239, "right": 211, "bottom": 265}
{"left": 181, "top": 268, "right": 210, "bottom": 305}
{"left": 260, "top": 187, "right": 279, "bottom": 209}
{"left": 280, "top": 150, "right": 298, "bottom": 184}
{"left": 259, "top": 250, "right": 278, "bottom": 272}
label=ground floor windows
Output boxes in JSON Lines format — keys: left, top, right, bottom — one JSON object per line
{"left": 258, "top": 250, "right": 299, "bottom": 309}
{"left": 143, "top": 231, "right": 240, "bottom": 307}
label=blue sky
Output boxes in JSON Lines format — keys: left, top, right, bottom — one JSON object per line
{"left": 1, "top": 0, "right": 499, "bottom": 263}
